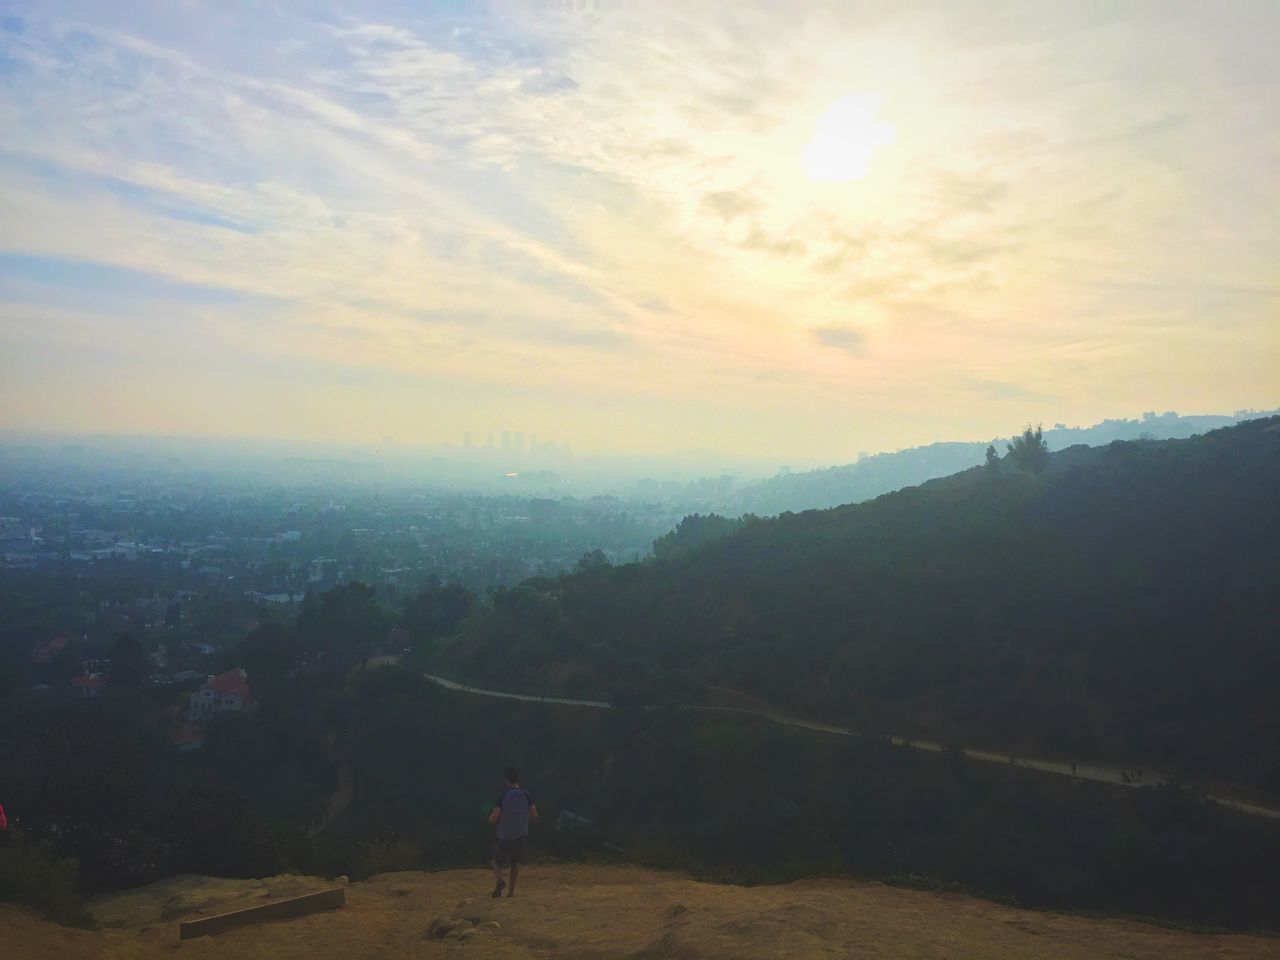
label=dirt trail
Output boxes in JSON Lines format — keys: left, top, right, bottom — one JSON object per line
{"left": 423, "top": 673, "right": 1280, "bottom": 820}
{"left": 4, "top": 864, "right": 1276, "bottom": 960}
{"left": 308, "top": 761, "right": 353, "bottom": 837}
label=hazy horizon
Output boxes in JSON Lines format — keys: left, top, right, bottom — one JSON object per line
{"left": 3, "top": 406, "right": 1274, "bottom": 492}
{"left": 2, "top": 2, "right": 1277, "bottom": 458}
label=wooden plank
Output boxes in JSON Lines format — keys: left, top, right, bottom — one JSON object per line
{"left": 179, "top": 887, "right": 345, "bottom": 940}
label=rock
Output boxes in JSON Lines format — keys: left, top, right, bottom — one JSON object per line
{"left": 427, "top": 916, "right": 475, "bottom": 940}
{"left": 666, "top": 904, "right": 688, "bottom": 919}
{"left": 477, "top": 920, "right": 501, "bottom": 931}
{"left": 334, "top": 875, "right": 350, "bottom": 886}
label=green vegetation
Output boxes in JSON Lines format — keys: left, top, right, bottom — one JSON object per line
{"left": 652, "top": 513, "right": 756, "bottom": 560}
{"left": 5, "top": 648, "right": 1280, "bottom": 930}
{"left": 1004, "top": 424, "right": 1050, "bottom": 473}
{"left": 0, "top": 834, "right": 92, "bottom": 926}
{"left": 3, "top": 418, "right": 1280, "bottom": 932}
{"left": 435, "top": 418, "right": 1280, "bottom": 794}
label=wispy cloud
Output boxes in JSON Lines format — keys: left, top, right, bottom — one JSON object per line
{"left": 0, "top": 2, "right": 1275, "bottom": 455}
{"left": 813, "top": 326, "right": 866, "bottom": 354}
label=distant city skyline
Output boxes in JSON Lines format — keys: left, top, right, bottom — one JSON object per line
{"left": 0, "top": 3, "right": 1276, "bottom": 458}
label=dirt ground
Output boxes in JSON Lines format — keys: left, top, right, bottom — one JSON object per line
{"left": 4, "top": 863, "right": 1278, "bottom": 960}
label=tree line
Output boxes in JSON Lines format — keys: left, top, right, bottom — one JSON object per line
{"left": 432, "top": 418, "right": 1280, "bottom": 793}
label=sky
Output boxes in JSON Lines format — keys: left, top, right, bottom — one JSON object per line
{"left": 0, "top": 1, "right": 1276, "bottom": 460}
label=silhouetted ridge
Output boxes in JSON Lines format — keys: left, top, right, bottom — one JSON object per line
{"left": 437, "top": 417, "right": 1280, "bottom": 792}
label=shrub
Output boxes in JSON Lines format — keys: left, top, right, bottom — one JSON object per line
{"left": 0, "top": 834, "right": 93, "bottom": 926}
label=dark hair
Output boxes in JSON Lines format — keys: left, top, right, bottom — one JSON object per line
{"left": 504, "top": 766, "right": 520, "bottom": 784}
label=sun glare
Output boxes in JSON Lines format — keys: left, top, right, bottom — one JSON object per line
{"left": 802, "top": 93, "right": 894, "bottom": 182}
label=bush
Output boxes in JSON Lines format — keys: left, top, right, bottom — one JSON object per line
{"left": 348, "top": 837, "right": 422, "bottom": 878}
{"left": 0, "top": 834, "right": 93, "bottom": 926}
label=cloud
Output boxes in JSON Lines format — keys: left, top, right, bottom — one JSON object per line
{"left": 739, "top": 225, "right": 807, "bottom": 258}
{"left": 0, "top": 253, "right": 271, "bottom": 307}
{"left": 701, "top": 190, "right": 762, "bottom": 221}
{"left": 812, "top": 326, "right": 866, "bottom": 354}
{"left": 413, "top": 308, "right": 632, "bottom": 352}
{"left": 0, "top": 2, "right": 1275, "bottom": 455}
{"left": 963, "top": 379, "right": 1058, "bottom": 403}
{"left": 519, "top": 69, "right": 578, "bottom": 96}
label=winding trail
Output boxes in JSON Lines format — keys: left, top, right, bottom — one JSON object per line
{"left": 423, "top": 672, "right": 1280, "bottom": 821}
{"left": 308, "top": 760, "right": 354, "bottom": 837}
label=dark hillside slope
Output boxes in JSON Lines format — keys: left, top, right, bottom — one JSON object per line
{"left": 734, "top": 409, "right": 1279, "bottom": 515}
{"left": 436, "top": 418, "right": 1280, "bottom": 791}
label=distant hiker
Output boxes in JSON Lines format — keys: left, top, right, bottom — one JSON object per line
{"left": 489, "top": 767, "right": 538, "bottom": 898}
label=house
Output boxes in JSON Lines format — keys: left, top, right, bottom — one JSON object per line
{"left": 188, "top": 667, "right": 253, "bottom": 723}
{"left": 31, "top": 636, "right": 70, "bottom": 663}
{"left": 167, "top": 725, "right": 206, "bottom": 754}
{"left": 71, "top": 673, "right": 104, "bottom": 698}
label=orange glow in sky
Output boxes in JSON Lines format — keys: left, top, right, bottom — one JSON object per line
{"left": 0, "top": 3, "right": 1276, "bottom": 458}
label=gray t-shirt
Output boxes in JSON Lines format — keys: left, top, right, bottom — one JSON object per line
{"left": 494, "top": 787, "right": 534, "bottom": 840}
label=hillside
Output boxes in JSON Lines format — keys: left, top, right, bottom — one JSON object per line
{"left": 4, "top": 864, "right": 1277, "bottom": 960}
{"left": 435, "top": 418, "right": 1280, "bottom": 792}
{"left": 734, "top": 410, "right": 1279, "bottom": 515}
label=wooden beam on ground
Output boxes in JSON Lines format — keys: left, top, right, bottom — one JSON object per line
{"left": 179, "top": 887, "right": 345, "bottom": 940}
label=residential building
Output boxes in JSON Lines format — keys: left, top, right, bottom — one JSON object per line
{"left": 189, "top": 667, "right": 253, "bottom": 723}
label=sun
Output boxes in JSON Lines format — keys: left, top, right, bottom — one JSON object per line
{"left": 802, "top": 93, "right": 895, "bottom": 182}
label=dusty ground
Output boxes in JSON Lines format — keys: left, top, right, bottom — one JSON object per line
{"left": 4, "top": 863, "right": 1278, "bottom": 960}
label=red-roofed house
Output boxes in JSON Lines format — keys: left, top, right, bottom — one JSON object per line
{"left": 189, "top": 667, "right": 253, "bottom": 723}
{"left": 71, "top": 673, "right": 104, "bottom": 698}
{"left": 31, "top": 635, "right": 70, "bottom": 663}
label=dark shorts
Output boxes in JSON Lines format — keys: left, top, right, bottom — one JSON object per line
{"left": 492, "top": 835, "right": 526, "bottom": 866}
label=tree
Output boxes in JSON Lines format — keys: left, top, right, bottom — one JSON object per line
{"left": 436, "top": 584, "right": 475, "bottom": 635}
{"left": 47, "top": 647, "right": 82, "bottom": 686}
{"left": 652, "top": 513, "right": 748, "bottom": 560}
{"left": 577, "top": 549, "right": 609, "bottom": 572}
{"left": 296, "top": 582, "right": 388, "bottom": 671}
{"left": 402, "top": 582, "right": 476, "bottom": 643}
{"left": 109, "top": 633, "right": 146, "bottom": 685}
{"left": 237, "top": 622, "right": 301, "bottom": 702}
{"left": 1006, "top": 425, "right": 1050, "bottom": 474}
{"left": 984, "top": 444, "right": 1000, "bottom": 474}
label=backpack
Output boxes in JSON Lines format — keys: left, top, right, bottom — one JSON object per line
{"left": 497, "top": 788, "right": 530, "bottom": 838}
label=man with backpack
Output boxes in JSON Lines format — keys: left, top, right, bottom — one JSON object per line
{"left": 488, "top": 767, "right": 538, "bottom": 898}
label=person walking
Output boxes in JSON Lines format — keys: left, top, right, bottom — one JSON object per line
{"left": 489, "top": 767, "right": 538, "bottom": 898}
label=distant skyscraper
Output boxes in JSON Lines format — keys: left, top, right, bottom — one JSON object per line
{"left": 513, "top": 431, "right": 525, "bottom": 454}
{"left": 501, "top": 430, "right": 511, "bottom": 450}
{"left": 529, "top": 432, "right": 538, "bottom": 452}
{"left": 486, "top": 432, "right": 494, "bottom": 448}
